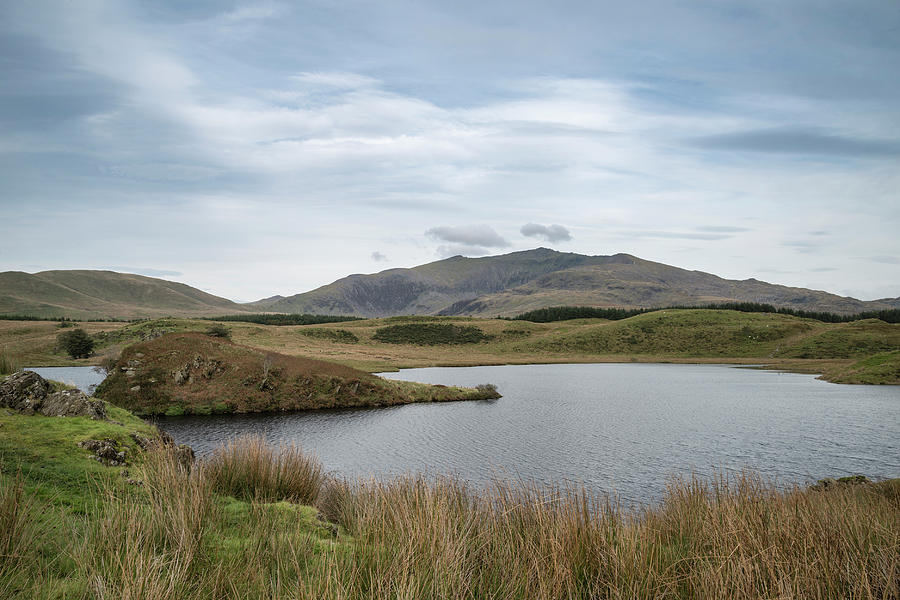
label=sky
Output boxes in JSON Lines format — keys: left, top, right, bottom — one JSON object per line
{"left": 1, "top": 1, "right": 898, "bottom": 302}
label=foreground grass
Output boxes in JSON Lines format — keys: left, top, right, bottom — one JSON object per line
{"left": 2, "top": 431, "right": 898, "bottom": 599}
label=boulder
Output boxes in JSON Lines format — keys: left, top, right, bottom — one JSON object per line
{"left": 0, "top": 371, "right": 51, "bottom": 414}
{"left": 78, "top": 438, "right": 126, "bottom": 466}
{"left": 40, "top": 389, "right": 107, "bottom": 420}
{"left": 0, "top": 371, "right": 107, "bottom": 420}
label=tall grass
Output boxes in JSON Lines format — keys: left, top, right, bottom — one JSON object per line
{"left": 205, "top": 434, "right": 325, "bottom": 504}
{"left": 0, "top": 350, "right": 15, "bottom": 375}
{"left": 0, "top": 473, "right": 38, "bottom": 595}
{"left": 3, "top": 438, "right": 898, "bottom": 599}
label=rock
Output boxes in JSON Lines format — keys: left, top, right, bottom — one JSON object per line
{"left": 811, "top": 474, "right": 871, "bottom": 491}
{"left": 78, "top": 438, "right": 126, "bottom": 466}
{"left": 130, "top": 385, "right": 141, "bottom": 393}
{"left": 40, "top": 389, "right": 107, "bottom": 420}
{"left": 0, "top": 371, "right": 52, "bottom": 414}
{"left": 173, "top": 444, "right": 195, "bottom": 467}
{"left": 136, "top": 430, "right": 195, "bottom": 467}
{"left": 1, "top": 371, "right": 107, "bottom": 420}
{"left": 130, "top": 433, "right": 154, "bottom": 450}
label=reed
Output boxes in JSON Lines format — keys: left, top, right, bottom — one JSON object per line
{"left": 204, "top": 434, "right": 325, "bottom": 505}
{"left": 0, "top": 350, "right": 15, "bottom": 375}
{"left": 3, "top": 438, "right": 898, "bottom": 599}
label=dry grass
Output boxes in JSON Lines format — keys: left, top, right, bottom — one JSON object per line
{"left": 321, "top": 472, "right": 899, "bottom": 599}
{"left": 205, "top": 434, "right": 325, "bottom": 504}
{"left": 2, "top": 438, "right": 898, "bottom": 599}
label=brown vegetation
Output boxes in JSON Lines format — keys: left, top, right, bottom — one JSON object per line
{"left": 3, "top": 437, "right": 897, "bottom": 599}
{"left": 96, "top": 332, "right": 500, "bottom": 415}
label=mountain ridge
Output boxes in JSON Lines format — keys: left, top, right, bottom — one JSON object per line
{"left": 260, "top": 249, "right": 899, "bottom": 317}
{"left": 1, "top": 249, "right": 897, "bottom": 319}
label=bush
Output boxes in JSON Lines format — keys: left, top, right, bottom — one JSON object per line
{"left": 205, "top": 323, "right": 231, "bottom": 339}
{"left": 373, "top": 323, "right": 492, "bottom": 345}
{"left": 298, "top": 328, "right": 359, "bottom": 343}
{"left": 57, "top": 328, "right": 94, "bottom": 359}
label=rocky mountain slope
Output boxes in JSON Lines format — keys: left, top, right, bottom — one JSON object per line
{"left": 258, "top": 249, "right": 899, "bottom": 317}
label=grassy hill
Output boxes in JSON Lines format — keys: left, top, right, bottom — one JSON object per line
{"left": 95, "top": 332, "right": 499, "bottom": 415}
{"left": 0, "top": 270, "right": 250, "bottom": 319}
{"left": 259, "top": 249, "right": 899, "bottom": 318}
{"left": 4, "top": 310, "right": 898, "bottom": 384}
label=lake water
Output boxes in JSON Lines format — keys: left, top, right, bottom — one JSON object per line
{"left": 154, "top": 363, "right": 900, "bottom": 505}
{"left": 25, "top": 366, "right": 107, "bottom": 395}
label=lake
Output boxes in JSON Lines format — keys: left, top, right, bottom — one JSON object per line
{"left": 154, "top": 363, "right": 900, "bottom": 505}
{"left": 25, "top": 366, "right": 107, "bottom": 395}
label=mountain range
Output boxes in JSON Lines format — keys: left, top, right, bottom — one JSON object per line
{"left": 2, "top": 249, "right": 897, "bottom": 319}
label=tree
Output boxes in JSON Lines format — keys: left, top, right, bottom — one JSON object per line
{"left": 206, "top": 323, "right": 231, "bottom": 339}
{"left": 58, "top": 328, "right": 94, "bottom": 359}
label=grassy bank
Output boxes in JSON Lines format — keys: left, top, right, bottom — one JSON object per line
{"left": 2, "top": 427, "right": 898, "bottom": 599}
{"left": 3, "top": 309, "right": 899, "bottom": 384}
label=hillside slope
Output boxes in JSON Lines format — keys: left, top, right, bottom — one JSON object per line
{"left": 0, "top": 270, "right": 249, "bottom": 319}
{"left": 261, "top": 249, "right": 898, "bottom": 318}
{"left": 95, "top": 332, "right": 499, "bottom": 415}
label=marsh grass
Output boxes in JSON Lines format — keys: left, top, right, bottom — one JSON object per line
{"left": 205, "top": 434, "right": 325, "bottom": 504}
{"left": 0, "top": 350, "right": 15, "bottom": 375}
{"left": 2, "top": 437, "right": 898, "bottom": 599}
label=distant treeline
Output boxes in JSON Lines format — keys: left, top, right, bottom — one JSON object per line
{"left": 205, "top": 313, "right": 363, "bottom": 326}
{"left": 510, "top": 303, "right": 900, "bottom": 324}
{"left": 0, "top": 314, "right": 134, "bottom": 323}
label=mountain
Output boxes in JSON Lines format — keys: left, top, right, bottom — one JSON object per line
{"left": 261, "top": 249, "right": 899, "bottom": 318}
{"left": 0, "top": 270, "right": 249, "bottom": 319}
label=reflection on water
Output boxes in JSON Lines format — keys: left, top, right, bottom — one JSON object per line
{"left": 156, "top": 363, "right": 900, "bottom": 504}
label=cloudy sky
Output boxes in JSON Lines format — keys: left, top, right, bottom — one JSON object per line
{"left": 1, "top": 1, "right": 898, "bottom": 302}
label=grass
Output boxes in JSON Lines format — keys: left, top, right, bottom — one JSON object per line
{"left": 1, "top": 429, "right": 898, "bottom": 599}
{"left": 205, "top": 435, "right": 325, "bottom": 504}
{"left": 824, "top": 350, "right": 900, "bottom": 384}
{"left": 4, "top": 310, "right": 899, "bottom": 384}
{"left": 94, "top": 332, "right": 501, "bottom": 415}
{"left": 0, "top": 350, "right": 15, "bottom": 375}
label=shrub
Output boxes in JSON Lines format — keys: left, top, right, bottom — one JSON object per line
{"left": 205, "top": 323, "right": 231, "bottom": 339}
{"left": 57, "top": 328, "right": 94, "bottom": 359}
{"left": 475, "top": 383, "right": 501, "bottom": 398}
{"left": 373, "top": 323, "right": 492, "bottom": 345}
{"left": 298, "top": 328, "right": 359, "bottom": 343}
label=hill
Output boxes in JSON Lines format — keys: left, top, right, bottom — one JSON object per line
{"left": 95, "top": 332, "right": 500, "bottom": 415}
{"left": 0, "top": 270, "right": 250, "bottom": 319}
{"left": 260, "top": 248, "right": 899, "bottom": 318}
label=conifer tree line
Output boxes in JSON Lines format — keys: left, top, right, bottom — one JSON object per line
{"left": 510, "top": 303, "right": 900, "bottom": 324}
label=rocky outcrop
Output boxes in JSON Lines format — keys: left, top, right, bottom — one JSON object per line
{"left": 0, "top": 371, "right": 51, "bottom": 414}
{"left": 0, "top": 371, "right": 107, "bottom": 420}
{"left": 41, "top": 388, "right": 107, "bottom": 419}
{"left": 78, "top": 438, "right": 127, "bottom": 466}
